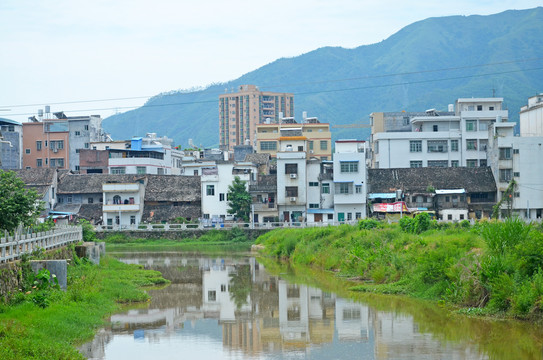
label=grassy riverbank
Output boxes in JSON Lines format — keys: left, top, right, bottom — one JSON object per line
{"left": 255, "top": 218, "right": 543, "bottom": 319}
{"left": 102, "top": 228, "right": 254, "bottom": 253}
{"left": 0, "top": 251, "right": 169, "bottom": 359}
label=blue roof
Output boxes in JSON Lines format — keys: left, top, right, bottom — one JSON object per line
{"left": 0, "top": 118, "right": 22, "bottom": 126}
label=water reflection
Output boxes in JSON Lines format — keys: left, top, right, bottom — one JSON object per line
{"left": 81, "top": 253, "right": 540, "bottom": 359}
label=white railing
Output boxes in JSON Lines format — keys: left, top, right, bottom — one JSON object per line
{"left": 95, "top": 221, "right": 361, "bottom": 232}
{"left": 0, "top": 226, "right": 83, "bottom": 264}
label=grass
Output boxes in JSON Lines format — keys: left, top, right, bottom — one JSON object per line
{"left": 256, "top": 218, "right": 543, "bottom": 320}
{"left": 0, "top": 254, "right": 169, "bottom": 359}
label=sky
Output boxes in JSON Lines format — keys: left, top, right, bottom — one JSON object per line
{"left": 1, "top": 0, "right": 541, "bottom": 123}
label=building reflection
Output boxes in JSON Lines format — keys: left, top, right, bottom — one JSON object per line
{"left": 81, "top": 255, "right": 484, "bottom": 359}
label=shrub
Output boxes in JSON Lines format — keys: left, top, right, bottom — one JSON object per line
{"left": 399, "top": 216, "right": 415, "bottom": 233}
{"left": 358, "top": 218, "right": 382, "bottom": 230}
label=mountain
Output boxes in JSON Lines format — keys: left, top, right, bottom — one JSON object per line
{"left": 103, "top": 7, "right": 543, "bottom": 147}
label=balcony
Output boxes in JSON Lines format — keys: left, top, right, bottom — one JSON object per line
{"left": 318, "top": 173, "right": 333, "bottom": 181}
{"left": 103, "top": 183, "right": 140, "bottom": 192}
{"left": 103, "top": 203, "right": 141, "bottom": 212}
{"left": 253, "top": 203, "right": 276, "bottom": 211}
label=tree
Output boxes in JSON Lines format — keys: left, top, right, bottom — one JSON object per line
{"left": 227, "top": 176, "right": 251, "bottom": 222}
{"left": 0, "top": 170, "right": 44, "bottom": 232}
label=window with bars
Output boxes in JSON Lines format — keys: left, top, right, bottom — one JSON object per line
{"left": 410, "top": 140, "right": 422, "bottom": 152}
{"left": 340, "top": 161, "right": 358, "bottom": 173}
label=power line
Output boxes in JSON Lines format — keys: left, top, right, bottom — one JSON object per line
{"left": 3, "top": 66, "right": 543, "bottom": 117}
{"left": 1, "top": 57, "right": 541, "bottom": 110}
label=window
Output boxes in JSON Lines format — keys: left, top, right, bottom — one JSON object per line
{"left": 347, "top": 213, "right": 353, "bottom": 221}
{"left": 513, "top": 149, "right": 519, "bottom": 154}
{"left": 355, "top": 212, "right": 362, "bottom": 219}
{"left": 514, "top": 172, "right": 520, "bottom": 177}
{"left": 76, "top": 149, "right": 80, "bottom": 153}
{"left": 322, "top": 183, "right": 330, "bottom": 194}
{"left": 111, "top": 167, "right": 126, "bottom": 174}
{"left": 499, "top": 148, "right": 512, "bottom": 160}
{"left": 309, "top": 141, "right": 314, "bottom": 150}
{"left": 75, "top": 165, "right": 80, "bottom": 171}
{"left": 130, "top": 216, "right": 136, "bottom": 225}
{"left": 113, "top": 195, "right": 121, "bottom": 204}
{"left": 25, "top": 148, "right": 30, "bottom": 154}
{"left": 479, "top": 159, "right": 487, "bottom": 167}
{"left": 84, "top": 125, "right": 89, "bottom": 130}
{"left": 466, "top": 120, "right": 477, "bottom": 131}
{"left": 219, "top": 193, "right": 225, "bottom": 201}
{"left": 428, "top": 160, "right": 448, "bottom": 168}
{"left": 208, "top": 291, "right": 216, "bottom": 302}
{"left": 221, "top": 284, "right": 227, "bottom": 292}
{"left": 260, "top": 141, "right": 277, "bottom": 151}
{"left": 433, "top": 125, "right": 438, "bottom": 132}
{"left": 451, "top": 160, "right": 459, "bottom": 167}
{"left": 309, "top": 182, "right": 319, "bottom": 187}
{"left": 286, "top": 186, "right": 298, "bottom": 197}
{"left": 75, "top": 131, "right": 81, "bottom": 136}
{"left": 448, "top": 214, "right": 453, "bottom": 220}
{"left": 499, "top": 169, "right": 512, "bottom": 182}
{"left": 320, "top": 140, "right": 328, "bottom": 150}
{"left": 466, "top": 159, "right": 478, "bottom": 168}
{"left": 84, "top": 143, "right": 89, "bottom": 149}
{"left": 309, "top": 203, "right": 319, "bottom": 209}
{"left": 67, "top": 195, "right": 73, "bottom": 204}
{"left": 410, "top": 140, "right": 422, "bottom": 152}
{"left": 36, "top": 141, "right": 42, "bottom": 151}
{"left": 466, "top": 139, "right": 477, "bottom": 150}
{"left": 477, "top": 105, "right": 483, "bottom": 111}
{"left": 137, "top": 166, "right": 146, "bottom": 174}
{"left": 206, "top": 185, "right": 215, "bottom": 196}
{"left": 337, "top": 183, "right": 352, "bottom": 194}
{"left": 355, "top": 185, "right": 362, "bottom": 194}
{"left": 340, "top": 161, "right": 358, "bottom": 173}
{"left": 285, "top": 163, "right": 298, "bottom": 174}
{"left": 450, "top": 140, "right": 458, "bottom": 152}
{"left": 50, "top": 158, "right": 65, "bottom": 168}
{"left": 88, "top": 197, "right": 93, "bottom": 204}
{"left": 427, "top": 140, "right": 447, "bottom": 153}
{"left": 410, "top": 161, "right": 423, "bottom": 168}
{"left": 36, "top": 159, "right": 42, "bottom": 167}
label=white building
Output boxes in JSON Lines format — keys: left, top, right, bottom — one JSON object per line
{"left": 0, "top": 118, "right": 23, "bottom": 169}
{"left": 306, "top": 160, "right": 335, "bottom": 223}
{"left": 102, "top": 181, "right": 146, "bottom": 229}
{"left": 487, "top": 122, "right": 543, "bottom": 220}
{"left": 276, "top": 136, "right": 307, "bottom": 222}
{"left": 200, "top": 161, "right": 256, "bottom": 221}
{"left": 108, "top": 134, "right": 183, "bottom": 175}
{"left": 373, "top": 98, "right": 508, "bottom": 169}
{"left": 333, "top": 140, "right": 368, "bottom": 221}
{"left": 520, "top": 93, "right": 543, "bottom": 137}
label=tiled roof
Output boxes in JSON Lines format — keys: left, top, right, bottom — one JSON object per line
{"left": 368, "top": 167, "right": 497, "bottom": 194}
{"left": 144, "top": 175, "right": 201, "bottom": 202}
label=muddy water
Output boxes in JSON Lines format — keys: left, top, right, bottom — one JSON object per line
{"left": 80, "top": 253, "right": 543, "bottom": 360}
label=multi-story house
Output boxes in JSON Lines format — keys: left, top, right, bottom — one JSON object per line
{"left": 0, "top": 118, "right": 23, "bottom": 169}
{"left": 256, "top": 113, "right": 332, "bottom": 160}
{"left": 333, "top": 140, "right": 368, "bottom": 221}
{"left": 14, "top": 168, "right": 58, "bottom": 219}
{"left": 520, "top": 93, "right": 543, "bottom": 136}
{"left": 305, "top": 159, "right": 335, "bottom": 223}
{"left": 487, "top": 122, "right": 543, "bottom": 220}
{"left": 249, "top": 174, "right": 278, "bottom": 224}
{"left": 102, "top": 180, "right": 146, "bottom": 229}
{"left": 219, "top": 85, "right": 294, "bottom": 152}
{"left": 276, "top": 133, "right": 308, "bottom": 223}
{"left": 372, "top": 98, "right": 508, "bottom": 168}
{"left": 107, "top": 134, "right": 183, "bottom": 175}
{"left": 22, "top": 111, "right": 104, "bottom": 171}
{"left": 200, "top": 161, "right": 257, "bottom": 222}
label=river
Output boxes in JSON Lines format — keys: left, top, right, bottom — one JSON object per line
{"left": 80, "top": 252, "right": 543, "bottom": 359}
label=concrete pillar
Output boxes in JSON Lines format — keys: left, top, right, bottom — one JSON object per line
{"left": 75, "top": 242, "right": 101, "bottom": 265}
{"left": 30, "top": 260, "right": 68, "bottom": 291}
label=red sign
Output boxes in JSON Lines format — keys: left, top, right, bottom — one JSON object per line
{"left": 373, "top": 201, "right": 409, "bottom": 213}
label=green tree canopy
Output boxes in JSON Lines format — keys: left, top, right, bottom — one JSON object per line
{"left": 0, "top": 170, "right": 44, "bottom": 232}
{"left": 227, "top": 176, "right": 251, "bottom": 222}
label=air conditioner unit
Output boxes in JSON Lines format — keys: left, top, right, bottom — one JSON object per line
{"left": 53, "top": 148, "right": 58, "bottom": 153}
{"left": 290, "top": 197, "right": 297, "bottom": 202}
{"left": 289, "top": 173, "right": 297, "bottom": 179}
{"left": 309, "top": 150, "right": 314, "bottom": 154}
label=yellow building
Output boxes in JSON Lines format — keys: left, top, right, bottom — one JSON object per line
{"left": 256, "top": 116, "right": 331, "bottom": 160}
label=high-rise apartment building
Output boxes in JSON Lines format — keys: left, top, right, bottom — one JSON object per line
{"left": 219, "top": 85, "right": 294, "bottom": 152}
